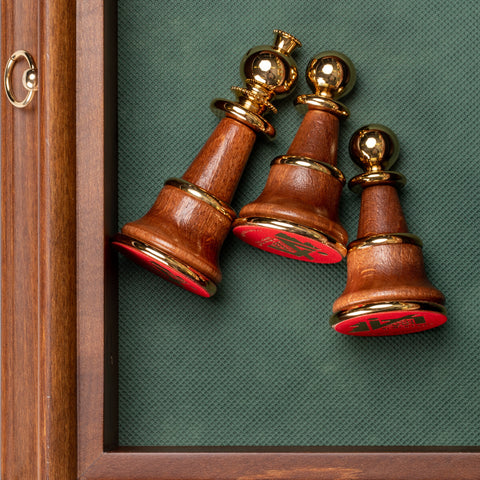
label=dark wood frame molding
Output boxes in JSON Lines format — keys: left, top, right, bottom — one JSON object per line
{"left": 2, "top": 1, "right": 480, "bottom": 478}
{"left": 1, "top": 0, "right": 77, "bottom": 478}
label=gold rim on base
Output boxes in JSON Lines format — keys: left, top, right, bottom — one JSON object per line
{"left": 113, "top": 233, "right": 217, "bottom": 297}
{"left": 234, "top": 216, "right": 347, "bottom": 258}
{"left": 330, "top": 301, "right": 447, "bottom": 327}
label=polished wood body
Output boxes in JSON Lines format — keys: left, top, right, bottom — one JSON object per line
{"left": 286, "top": 108, "right": 339, "bottom": 163}
{"left": 182, "top": 117, "right": 257, "bottom": 204}
{"left": 357, "top": 185, "right": 408, "bottom": 237}
{"left": 333, "top": 184, "right": 445, "bottom": 313}
{"left": 121, "top": 117, "right": 256, "bottom": 283}
{"left": 237, "top": 109, "right": 347, "bottom": 246}
{"left": 333, "top": 243, "right": 445, "bottom": 312}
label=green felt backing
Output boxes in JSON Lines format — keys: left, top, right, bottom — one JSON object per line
{"left": 117, "top": 0, "right": 480, "bottom": 446}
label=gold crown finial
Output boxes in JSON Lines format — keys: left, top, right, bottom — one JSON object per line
{"left": 212, "top": 30, "right": 301, "bottom": 137}
{"left": 272, "top": 29, "right": 302, "bottom": 55}
{"left": 306, "top": 51, "right": 356, "bottom": 99}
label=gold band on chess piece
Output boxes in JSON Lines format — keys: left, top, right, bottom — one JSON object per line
{"left": 164, "top": 178, "right": 236, "bottom": 222}
{"left": 271, "top": 155, "right": 346, "bottom": 184}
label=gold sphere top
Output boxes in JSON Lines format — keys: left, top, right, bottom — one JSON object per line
{"left": 306, "top": 51, "right": 356, "bottom": 100}
{"left": 294, "top": 51, "right": 355, "bottom": 118}
{"left": 349, "top": 124, "right": 399, "bottom": 173}
{"left": 347, "top": 124, "right": 405, "bottom": 193}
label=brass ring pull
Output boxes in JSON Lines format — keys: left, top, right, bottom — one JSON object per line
{"left": 4, "top": 50, "right": 38, "bottom": 108}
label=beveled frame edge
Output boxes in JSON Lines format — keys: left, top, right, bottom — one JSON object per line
{"left": 79, "top": 450, "right": 480, "bottom": 480}
{"left": 72, "top": 2, "right": 480, "bottom": 480}
{"left": 77, "top": 0, "right": 119, "bottom": 475}
{"left": 1, "top": 0, "right": 77, "bottom": 478}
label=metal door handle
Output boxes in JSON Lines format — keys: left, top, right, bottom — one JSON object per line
{"left": 4, "top": 50, "right": 38, "bottom": 108}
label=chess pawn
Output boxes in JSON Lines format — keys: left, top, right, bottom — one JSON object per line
{"left": 113, "top": 31, "right": 301, "bottom": 297}
{"left": 232, "top": 52, "right": 355, "bottom": 263}
{"left": 331, "top": 125, "right": 447, "bottom": 336}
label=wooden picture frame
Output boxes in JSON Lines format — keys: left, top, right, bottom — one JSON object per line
{"left": 2, "top": 1, "right": 479, "bottom": 478}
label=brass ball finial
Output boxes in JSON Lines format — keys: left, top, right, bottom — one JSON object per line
{"left": 349, "top": 124, "right": 399, "bottom": 173}
{"left": 306, "top": 51, "right": 356, "bottom": 99}
{"left": 294, "top": 51, "right": 355, "bottom": 118}
{"left": 348, "top": 124, "right": 405, "bottom": 193}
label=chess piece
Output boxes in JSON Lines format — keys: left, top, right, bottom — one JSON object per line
{"left": 331, "top": 125, "right": 447, "bottom": 335}
{"left": 113, "top": 30, "right": 301, "bottom": 297}
{"left": 232, "top": 52, "right": 355, "bottom": 263}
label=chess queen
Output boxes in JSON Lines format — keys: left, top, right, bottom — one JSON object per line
{"left": 113, "top": 30, "right": 301, "bottom": 297}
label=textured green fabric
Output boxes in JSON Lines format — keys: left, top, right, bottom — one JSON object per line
{"left": 117, "top": 0, "right": 480, "bottom": 446}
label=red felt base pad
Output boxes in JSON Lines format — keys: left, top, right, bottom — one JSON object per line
{"left": 112, "top": 240, "right": 213, "bottom": 297}
{"left": 332, "top": 309, "right": 447, "bottom": 336}
{"left": 233, "top": 224, "right": 343, "bottom": 263}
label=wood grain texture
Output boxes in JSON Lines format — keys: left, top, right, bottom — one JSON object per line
{"left": 1, "top": 0, "right": 77, "bottom": 478}
{"left": 357, "top": 185, "right": 408, "bottom": 238}
{"left": 286, "top": 109, "right": 339, "bottom": 165}
{"left": 237, "top": 108, "right": 347, "bottom": 245}
{"left": 238, "top": 163, "right": 347, "bottom": 243}
{"left": 79, "top": 450, "right": 480, "bottom": 480}
{"left": 333, "top": 183, "right": 445, "bottom": 313}
{"left": 1, "top": 3, "right": 40, "bottom": 478}
{"left": 182, "top": 117, "right": 257, "bottom": 204}
{"left": 333, "top": 243, "right": 446, "bottom": 312}
{"left": 122, "top": 186, "right": 231, "bottom": 284}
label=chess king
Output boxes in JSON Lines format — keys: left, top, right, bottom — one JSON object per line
{"left": 233, "top": 52, "right": 355, "bottom": 263}
{"left": 331, "top": 125, "right": 447, "bottom": 336}
{"left": 113, "top": 30, "right": 301, "bottom": 297}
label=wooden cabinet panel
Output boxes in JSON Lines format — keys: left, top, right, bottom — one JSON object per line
{"left": 1, "top": 1, "right": 76, "bottom": 479}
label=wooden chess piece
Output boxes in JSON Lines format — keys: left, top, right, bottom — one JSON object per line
{"left": 113, "top": 30, "right": 301, "bottom": 297}
{"left": 331, "top": 125, "right": 447, "bottom": 335}
{"left": 232, "top": 52, "right": 355, "bottom": 263}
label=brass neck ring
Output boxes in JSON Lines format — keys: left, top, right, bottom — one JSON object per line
{"left": 211, "top": 99, "right": 275, "bottom": 137}
{"left": 348, "top": 171, "right": 406, "bottom": 193}
{"left": 165, "top": 178, "right": 236, "bottom": 222}
{"left": 330, "top": 301, "right": 446, "bottom": 327}
{"left": 294, "top": 95, "right": 350, "bottom": 118}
